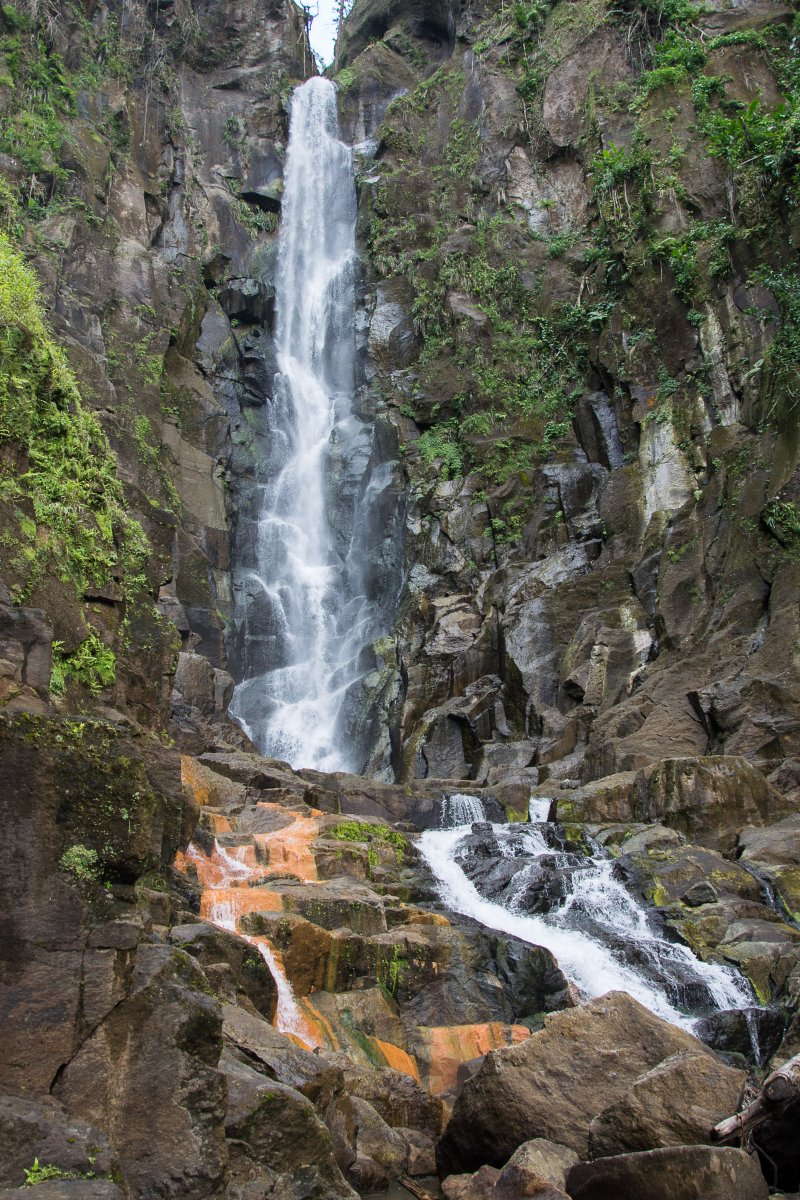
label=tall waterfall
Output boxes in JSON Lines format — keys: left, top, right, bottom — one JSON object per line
{"left": 229, "top": 77, "right": 377, "bottom": 772}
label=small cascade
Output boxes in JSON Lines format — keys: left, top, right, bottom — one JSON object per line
{"left": 228, "top": 76, "right": 384, "bottom": 773}
{"left": 422, "top": 795, "right": 754, "bottom": 1029}
{"left": 177, "top": 813, "right": 330, "bottom": 1050}
{"left": 442, "top": 793, "right": 487, "bottom": 826}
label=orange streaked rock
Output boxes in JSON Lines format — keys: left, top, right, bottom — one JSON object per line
{"left": 417, "top": 1022, "right": 531, "bottom": 1096}
{"left": 181, "top": 755, "right": 215, "bottom": 808}
{"left": 199, "top": 885, "right": 283, "bottom": 926}
{"left": 206, "top": 813, "right": 233, "bottom": 834}
{"left": 372, "top": 1038, "right": 422, "bottom": 1081}
{"left": 253, "top": 803, "right": 321, "bottom": 881}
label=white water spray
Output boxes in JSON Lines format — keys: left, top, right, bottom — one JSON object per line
{"left": 420, "top": 796, "right": 754, "bottom": 1028}
{"left": 229, "top": 77, "right": 374, "bottom": 771}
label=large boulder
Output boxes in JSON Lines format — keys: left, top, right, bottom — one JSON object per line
{"left": 436, "top": 992, "right": 722, "bottom": 1172}
{"left": 587, "top": 1050, "right": 745, "bottom": 1157}
{"left": 632, "top": 757, "right": 792, "bottom": 854}
{"left": 567, "top": 1145, "right": 769, "bottom": 1200}
{"left": 221, "top": 1048, "right": 356, "bottom": 1200}
{"left": 53, "top": 947, "right": 228, "bottom": 1200}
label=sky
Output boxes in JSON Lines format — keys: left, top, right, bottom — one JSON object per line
{"left": 306, "top": 0, "right": 339, "bottom": 67}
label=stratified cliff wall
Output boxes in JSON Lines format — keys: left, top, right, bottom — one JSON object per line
{"left": 0, "top": 0, "right": 312, "bottom": 739}
{"left": 337, "top": 0, "right": 800, "bottom": 795}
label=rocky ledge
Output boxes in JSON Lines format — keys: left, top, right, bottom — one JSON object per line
{"left": 2, "top": 719, "right": 799, "bottom": 1199}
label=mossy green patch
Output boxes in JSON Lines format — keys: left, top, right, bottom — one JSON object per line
{"left": 0, "top": 233, "right": 151, "bottom": 608}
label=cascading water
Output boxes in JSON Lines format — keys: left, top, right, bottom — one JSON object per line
{"left": 229, "top": 77, "right": 379, "bottom": 772}
{"left": 421, "top": 796, "right": 755, "bottom": 1030}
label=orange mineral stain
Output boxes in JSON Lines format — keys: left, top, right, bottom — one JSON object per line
{"left": 372, "top": 1038, "right": 422, "bottom": 1082}
{"left": 200, "top": 885, "right": 283, "bottom": 926}
{"left": 252, "top": 803, "right": 322, "bottom": 881}
{"left": 181, "top": 755, "right": 215, "bottom": 808}
{"left": 422, "top": 1022, "right": 530, "bottom": 1096}
{"left": 175, "top": 803, "right": 420, "bottom": 1069}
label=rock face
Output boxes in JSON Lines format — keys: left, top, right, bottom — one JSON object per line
{"left": 567, "top": 1146, "right": 769, "bottom": 1200}
{"left": 331, "top": 0, "right": 800, "bottom": 799}
{"left": 436, "top": 992, "right": 741, "bottom": 1172}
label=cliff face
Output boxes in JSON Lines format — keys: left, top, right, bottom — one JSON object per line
{"left": 0, "top": 0, "right": 311, "bottom": 739}
{"left": 336, "top": 0, "right": 800, "bottom": 795}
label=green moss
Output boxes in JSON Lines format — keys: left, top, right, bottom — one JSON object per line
{"left": 335, "top": 67, "right": 355, "bottom": 92}
{"left": 328, "top": 820, "right": 408, "bottom": 863}
{"left": 0, "top": 234, "right": 152, "bottom": 606}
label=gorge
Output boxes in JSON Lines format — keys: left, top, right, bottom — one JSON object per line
{"left": 1, "top": 0, "right": 799, "bottom": 1197}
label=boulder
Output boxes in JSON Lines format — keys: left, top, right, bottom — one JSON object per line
{"left": 53, "top": 946, "right": 227, "bottom": 1200}
{"left": 436, "top": 992, "right": 720, "bottom": 1172}
{"left": 587, "top": 1050, "right": 745, "bottom": 1157}
{"left": 495, "top": 1139, "right": 579, "bottom": 1194}
{"left": 632, "top": 757, "right": 791, "bottom": 854}
{"left": 325, "top": 1093, "right": 408, "bottom": 1187}
{"left": 567, "top": 1145, "right": 769, "bottom": 1200}
{"left": 222, "top": 1048, "right": 356, "bottom": 1200}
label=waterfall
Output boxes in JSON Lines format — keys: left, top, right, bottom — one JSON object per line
{"left": 442, "top": 793, "right": 487, "bottom": 826}
{"left": 419, "top": 809, "right": 755, "bottom": 1030}
{"left": 229, "top": 77, "right": 377, "bottom": 772}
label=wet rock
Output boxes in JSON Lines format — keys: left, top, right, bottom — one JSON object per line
{"left": 567, "top": 1145, "right": 769, "bottom": 1200}
{"left": 587, "top": 1050, "right": 745, "bottom": 1157}
{"left": 739, "top": 815, "right": 800, "bottom": 922}
{"left": 222, "top": 1047, "right": 356, "bottom": 1200}
{"left": 369, "top": 278, "right": 419, "bottom": 369}
{"left": 221, "top": 1003, "right": 343, "bottom": 1101}
{"left": 695, "top": 1007, "right": 786, "bottom": 1066}
{"left": 169, "top": 922, "right": 278, "bottom": 1019}
{"left": 436, "top": 991, "right": 722, "bottom": 1171}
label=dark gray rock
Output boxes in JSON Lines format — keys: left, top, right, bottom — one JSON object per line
{"left": 567, "top": 1145, "right": 769, "bottom": 1200}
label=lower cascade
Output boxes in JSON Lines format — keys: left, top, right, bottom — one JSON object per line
{"left": 421, "top": 795, "right": 756, "bottom": 1031}
{"left": 229, "top": 77, "right": 377, "bottom": 773}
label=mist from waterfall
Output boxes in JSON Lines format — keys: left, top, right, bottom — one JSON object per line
{"left": 229, "top": 77, "right": 378, "bottom": 772}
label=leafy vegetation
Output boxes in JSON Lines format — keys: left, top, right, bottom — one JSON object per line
{"left": 58, "top": 843, "right": 100, "bottom": 882}
{"left": 50, "top": 633, "right": 116, "bottom": 696}
{"left": 0, "top": 234, "right": 151, "bottom": 606}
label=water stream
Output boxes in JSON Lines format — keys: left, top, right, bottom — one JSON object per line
{"left": 420, "top": 796, "right": 755, "bottom": 1031}
{"left": 229, "top": 77, "right": 378, "bottom": 772}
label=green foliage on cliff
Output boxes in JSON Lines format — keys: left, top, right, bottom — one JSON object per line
{"left": 57, "top": 844, "right": 100, "bottom": 883}
{"left": 51, "top": 633, "right": 117, "bottom": 696}
{"left": 0, "top": 233, "right": 150, "bottom": 605}
{"left": 328, "top": 820, "right": 408, "bottom": 861}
